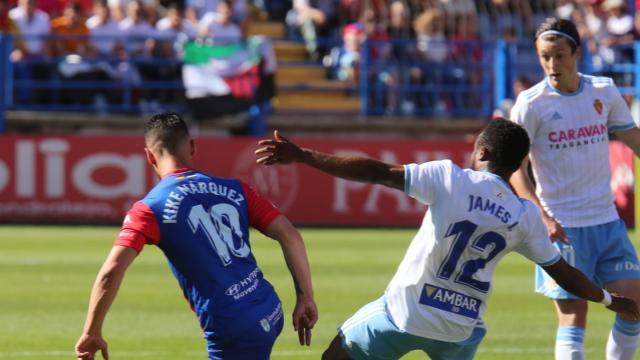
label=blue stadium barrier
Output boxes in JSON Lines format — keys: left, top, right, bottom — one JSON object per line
{"left": 2, "top": 34, "right": 640, "bottom": 130}
{"left": 355, "top": 38, "right": 495, "bottom": 118}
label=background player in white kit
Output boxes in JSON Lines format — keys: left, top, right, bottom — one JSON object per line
{"left": 510, "top": 18, "right": 640, "bottom": 360}
{"left": 255, "top": 119, "right": 639, "bottom": 360}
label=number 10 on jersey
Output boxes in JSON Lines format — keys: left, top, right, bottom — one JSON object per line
{"left": 188, "top": 204, "right": 250, "bottom": 266}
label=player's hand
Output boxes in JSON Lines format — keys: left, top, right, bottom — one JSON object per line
{"left": 608, "top": 295, "right": 640, "bottom": 321}
{"left": 255, "top": 130, "right": 305, "bottom": 166}
{"left": 292, "top": 297, "right": 318, "bottom": 346}
{"left": 75, "top": 333, "right": 109, "bottom": 360}
{"left": 542, "top": 215, "right": 569, "bottom": 244}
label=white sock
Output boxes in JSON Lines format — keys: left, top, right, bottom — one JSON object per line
{"left": 606, "top": 316, "right": 640, "bottom": 360}
{"left": 556, "top": 326, "right": 585, "bottom": 360}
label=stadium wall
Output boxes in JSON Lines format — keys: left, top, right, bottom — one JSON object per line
{"left": 0, "top": 135, "right": 634, "bottom": 227}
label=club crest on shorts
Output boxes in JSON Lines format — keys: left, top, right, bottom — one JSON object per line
{"left": 260, "top": 318, "right": 271, "bottom": 332}
{"left": 593, "top": 99, "right": 603, "bottom": 115}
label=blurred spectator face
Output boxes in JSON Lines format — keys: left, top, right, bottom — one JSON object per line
{"left": 93, "top": 2, "right": 110, "bottom": 21}
{"left": 343, "top": 25, "right": 362, "bottom": 52}
{"left": 414, "top": 9, "right": 443, "bottom": 36}
{"left": 126, "top": 1, "right": 143, "bottom": 21}
{"left": 389, "top": 1, "right": 405, "bottom": 29}
{"left": 361, "top": 8, "right": 378, "bottom": 35}
{"left": 19, "top": 0, "right": 37, "bottom": 16}
{"left": 167, "top": 7, "right": 182, "bottom": 29}
{"left": 535, "top": 37, "right": 580, "bottom": 89}
{"left": 63, "top": 4, "right": 80, "bottom": 25}
{"left": 217, "top": 1, "right": 232, "bottom": 24}
{"left": 603, "top": 0, "right": 626, "bottom": 16}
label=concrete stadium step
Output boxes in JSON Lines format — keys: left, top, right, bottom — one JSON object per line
{"left": 274, "top": 90, "right": 361, "bottom": 111}
{"left": 247, "top": 21, "right": 285, "bottom": 38}
{"left": 274, "top": 41, "right": 308, "bottom": 61}
{"left": 276, "top": 65, "right": 326, "bottom": 81}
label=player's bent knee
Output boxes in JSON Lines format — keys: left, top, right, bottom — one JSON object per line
{"left": 555, "top": 299, "right": 588, "bottom": 315}
{"left": 555, "top": 300, "right": 588, "bottom": 326}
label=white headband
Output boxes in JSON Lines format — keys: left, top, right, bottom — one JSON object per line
{"left": 536, "top": 30, "right": 577, "bottom": 45}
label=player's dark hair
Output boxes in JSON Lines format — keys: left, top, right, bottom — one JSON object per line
{"left": 144, "top": 112, "right": 190, "bottom": 153}
{"left": 535, "top": 18, "right": 581, "bottom": 53}
{"left": 477, "top": 118, "right": 529, "bottom": 173}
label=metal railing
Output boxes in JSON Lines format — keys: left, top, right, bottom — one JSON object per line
{"left": 2, "top": 34, "right": 640, "bottom": 131}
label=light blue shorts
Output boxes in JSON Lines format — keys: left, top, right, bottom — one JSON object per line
{"left": 535, "top": 219, "right": 640, "bottom": 300}
{"left": 338, "top": 296, "right": 486, "bottom": 360}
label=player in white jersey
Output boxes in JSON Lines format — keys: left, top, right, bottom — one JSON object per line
{"left": 510, "top": 18, "right": 640, "bottom": 360}
{"left": 255, "top": 119, "right": 639, "bottom": 360}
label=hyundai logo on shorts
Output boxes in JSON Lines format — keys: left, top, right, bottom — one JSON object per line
{"left": 225, "top": 284, "right": 241, "bottom": 296}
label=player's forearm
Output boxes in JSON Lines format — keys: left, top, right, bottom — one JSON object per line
{"left": 83, "top": 264, "right": 127, "bottom": 335}
{"left": 556, "top": 270, "right": 604, "bottom": 303}
{"left": 510, "top": 164, "right": 549, "bottom": 217}
{"left": 266, "top": 217, "right": 314, "bottom": 300}
{"left": 544, "top": 260, "right": 604, "bottom": 303}
{"left": 82, "top": 246, "right": 136, "bottom": 335}
{"left": 279, "top": 232, "right": 314, "bottom": 301}
{"left": 300, "top": 148, "right": 403, "bottom": 190}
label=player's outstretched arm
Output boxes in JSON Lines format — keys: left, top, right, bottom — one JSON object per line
{"left": 614, "top": 127, "right": 640, "bottom": 157}
{"left": 543, "top": 258, "right": 639, "bottom": 320}
{"left": 265, "top": 215, "right": 318, "bottom": 346}
{"left": 256, "top": 130, "right": 405, "bottom": 190}
{"left": 75, "top": 245, "right": 138, "bottom": 360}
{"left": 510, "top": 157, "right": 568, "bottom": 244}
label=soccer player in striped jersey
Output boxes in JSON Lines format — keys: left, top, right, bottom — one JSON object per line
{"left": 75, "top": 112, "right": 317, "bottom": 360}
{"left": 510, "top": 17, "right": 640, "bottom": 360}
{"left": 255, "top": 120, "right": 639, "bottom": 360}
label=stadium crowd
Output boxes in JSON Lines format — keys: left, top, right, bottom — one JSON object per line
{"left": 0, "top": 0, "right": 639, "bottom": 117}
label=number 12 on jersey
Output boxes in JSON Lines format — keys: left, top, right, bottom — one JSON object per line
{"left": 437, "top": 220, "right": 506, "bottom": 293}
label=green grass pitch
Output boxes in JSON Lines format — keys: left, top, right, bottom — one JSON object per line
{"left": 0, "top": 225, "right": 637, "bottom": 359}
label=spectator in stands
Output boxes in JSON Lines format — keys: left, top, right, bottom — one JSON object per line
{"left": 52, "top": 2, "right": 100, "bottom": 105}
{"left": 493, "top": 74, "right": 532, "bottom": 118}
{"left": 286, "top": 0, "right": 337, "bottom": 60}
{"left": 9, "top": 0, "right": 52, "bottom": 104}
{"left": 86, "top": 0, "right": 121, "bottom": 58}
{"left": 388, "top": 0, "right": 417, "bottom": 114}
{"left": 1, "top": 0, "right": 17, "bottom": 32}
{"left": 339, "top": 0, "right": 386, "bottom": 28}
{"left": 0, "top": 0, "right": 26, "bottom": 53}
{"left": 156, "top": 2, "right": 195, "bottom": 47}
{"left": 450, "top": 13, "right": 482, "bottom": 111}
{"left": 413, "top": 7, "right": 448, "bottom": 114}
{"left": 199, "top": 0, "right": 242, "bottom": 44}
{"left": 414, "top": 7, "right": 447, "bottom": 63}
{"left": 108, "top": 0, "right": 158, "bottom": 23}
{"left": 330, "top": 22, "right": 362, "bottom": 87}
{"left": 438, "top": 0, "right": 475, "bottom": 36}
{"left": 481, "top": 0, "right": 533, "bottom": 40}
{"left": 601, "top": 0, "right": 635, "bottom": 64}
{"left": 118, "top": 0, "right": 154, "bottom": 57}
{"left": 51, "top": 2, "right": 90, "bottom": 56}
{"left": 155, "top": 3, "right": 195, "bottom": 104}
{"left": 186, "top": 0, "right": 246, "bottom": 25}
{"left": 9, "top": 0, "right": 50, "bottom": 57}
{"left": 106, "top": 0, "right": 124, "bottom": 20}
{"left": 258, "top": 0, "right": 290, "bottom": 21}
{"left": 119, "top": 0, "right": 157, "bottom": 110}
{"left": 387, "top": 0, "right": 414, "bottom": 58}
